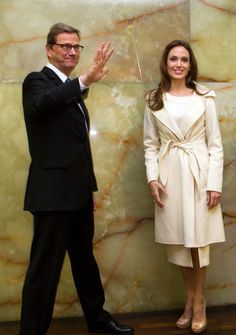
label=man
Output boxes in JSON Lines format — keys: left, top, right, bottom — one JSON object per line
{"left": 19, "top": 23, "right": 134, "bottom": 335}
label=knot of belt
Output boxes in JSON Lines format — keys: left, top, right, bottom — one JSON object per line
{"left": 159, "top": 140, "right": 202, "bottom": 193}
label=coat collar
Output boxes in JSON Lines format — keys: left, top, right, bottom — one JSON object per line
{"left": 152, "top": 107, "right": 184, "bottom": 140}
{"left": 151, "top": 91, "right": 214, "bottom": 139}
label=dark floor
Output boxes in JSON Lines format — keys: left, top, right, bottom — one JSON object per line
{"left": 1, "top": 305, "right": 236, "bottom": 335}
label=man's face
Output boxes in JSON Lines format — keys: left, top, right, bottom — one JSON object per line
{"left": 46, "top": 32, "right": 82, "bottom": 76}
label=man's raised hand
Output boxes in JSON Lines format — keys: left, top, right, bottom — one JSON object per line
{"left": 80, "top": 42, "right": 114, "bottom": 86}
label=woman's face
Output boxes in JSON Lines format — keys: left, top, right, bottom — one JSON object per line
{"left": 166, "top": 46, "right": 191, "bottom": 81}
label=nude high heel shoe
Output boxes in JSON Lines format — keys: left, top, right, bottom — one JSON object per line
{"left": 191, "top": 299, "right": 207, "bottom": 333}
{"left": 191, "top": 319, "right": 207, "bottom": 333}
{"left": 176, "top": 306, "right": 193, "bottom": 329}
{"left": 176, "top": 314, "right": 192, "bottom": 329}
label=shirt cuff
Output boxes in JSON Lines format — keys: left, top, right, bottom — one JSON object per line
{"left": 78, "top": 77, "right": 89, "bottom": 91}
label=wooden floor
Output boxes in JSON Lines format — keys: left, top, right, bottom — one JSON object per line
{"left": 1, "top": 305, "right": 236, "bottom": 335}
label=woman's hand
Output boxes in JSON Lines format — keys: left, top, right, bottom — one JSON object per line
{"left": 149, "top": 180, "right": 168, "bottom": 208}
{"left": 207, "top": 191, "right": 221, "bottom": 209}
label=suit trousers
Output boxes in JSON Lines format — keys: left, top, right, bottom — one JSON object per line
{"left": 19, "top": 202, "right": 110, "bottom": 335}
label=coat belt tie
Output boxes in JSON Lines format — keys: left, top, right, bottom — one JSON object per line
{"left": 159, "top": 140, "right": 202, "bottom": 193}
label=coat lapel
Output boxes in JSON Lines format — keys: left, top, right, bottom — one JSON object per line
{"left": 152, "top": 108, "right": 184, "bottom": 141}
{"left": 179, "top": 95, "right": 205, "bottom": 137}
{"left": 152, "top": 93, "right": 207, "bottom": 140}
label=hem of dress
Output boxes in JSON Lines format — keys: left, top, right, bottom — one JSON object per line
{"left": 155, "top": 238, "right": 226, "bottom": 248}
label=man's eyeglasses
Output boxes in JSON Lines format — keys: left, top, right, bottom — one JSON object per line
{"left": 53, "top": 43, "right": 84, "bottom": 53}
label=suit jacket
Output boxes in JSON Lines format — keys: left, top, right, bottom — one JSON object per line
{"left": 23, "top": 66, "right": 98, "bottom": 212}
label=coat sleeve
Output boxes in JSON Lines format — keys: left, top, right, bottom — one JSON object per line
{"left": 204, "top": 94, "right": 224, "bottom": 192}
{"left": 143, "top": 105, "right": 161, "bottom": 183}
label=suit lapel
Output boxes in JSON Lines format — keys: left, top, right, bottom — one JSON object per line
{"left": 42, "top": 67, "right": 90, "bottom": 131}
{"left": 77, "top": 100, "right": 90, "bottom": 131}
{"left": 41, "top": 66, "right": 63, "bottom": 85}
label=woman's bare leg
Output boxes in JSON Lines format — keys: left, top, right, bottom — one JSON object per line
{"left": 190, "top": 248, "right": 207, "bottom": 332}
{"left": 177, "top": 247, "right": 207, "bottom": 331}
{"left": 176, "top": 266, "right": 194, "bottom": 328}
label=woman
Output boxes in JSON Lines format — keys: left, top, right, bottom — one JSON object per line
{"left": 143, "top": 40, "right": 225, "bottom": 333}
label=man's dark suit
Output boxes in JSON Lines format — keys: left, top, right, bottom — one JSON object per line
{"left": 23, "top": 66, "right": 97, "bottom": 211}
{"left": 19, "top": 66, "right": 110, "bottom": 335}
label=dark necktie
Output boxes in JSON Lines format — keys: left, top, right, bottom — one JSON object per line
{"left": 65, "top": 78, "right": 88, "bottom": 132}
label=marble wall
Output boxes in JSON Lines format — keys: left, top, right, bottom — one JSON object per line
{"left": 0, "top": 0, "right": 235, "bottom": 322}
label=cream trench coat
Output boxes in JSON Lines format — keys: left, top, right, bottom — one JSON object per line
{"left": 143, "top": 86, "right": 225, "bottom": 247}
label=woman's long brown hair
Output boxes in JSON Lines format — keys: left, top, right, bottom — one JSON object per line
{"left": 146, "top": 40, "right": 203, "bottom": 111}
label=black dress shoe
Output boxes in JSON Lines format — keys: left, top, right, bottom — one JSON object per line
{"left": 88, "top": 318, "right": 134, "bottom": 334}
